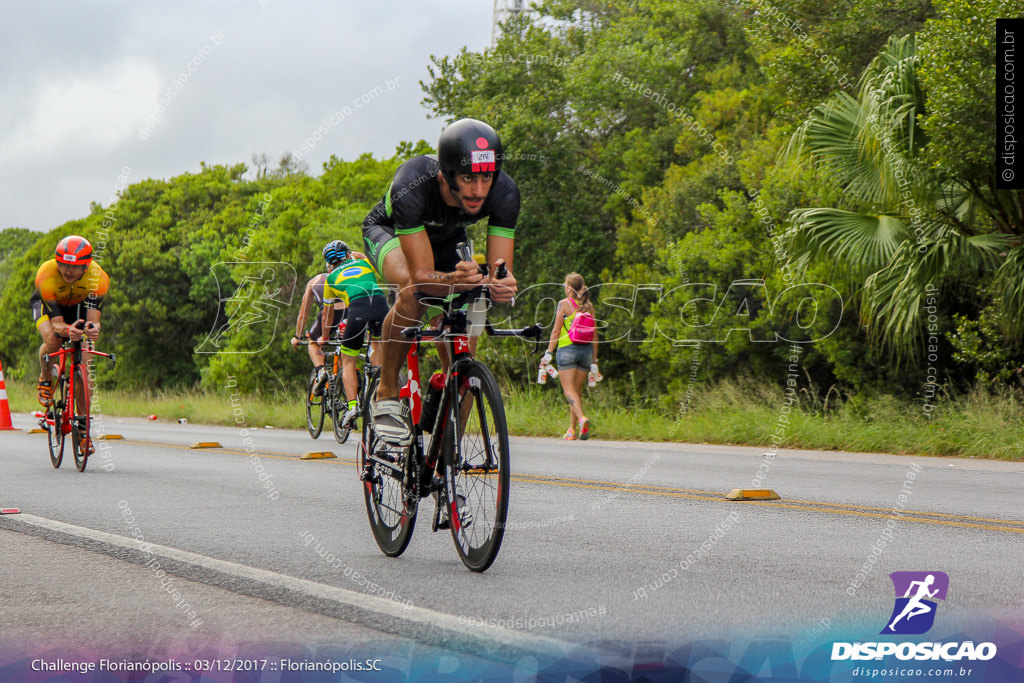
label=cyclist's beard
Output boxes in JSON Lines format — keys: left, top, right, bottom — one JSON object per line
{"left": 454, "top": 188, "right": 487, "bottom": 215}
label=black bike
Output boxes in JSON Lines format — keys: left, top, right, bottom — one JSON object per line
{"left": 358, "top": 248, "right": 541, "bottom": 572}
{"left": 300, "top": 336, "right": 349, "bottom": 441}
{"left": 331, "top": 322, "right": 382, "bottom": 445}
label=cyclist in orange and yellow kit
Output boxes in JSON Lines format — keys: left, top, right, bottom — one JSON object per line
{"left": 31, "top": 235, "right": 109, "bottom": 406}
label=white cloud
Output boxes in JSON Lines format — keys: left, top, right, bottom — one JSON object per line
{"left": 0, "top": 1, "right": 495, "bottom": 230}
{"left": 0, "top": 60, "right": 160, "bottom": 160}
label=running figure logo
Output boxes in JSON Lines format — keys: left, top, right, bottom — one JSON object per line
{"left": 881, "top": 571, "right": 949, "bottom": 635}
{"left": 195, "top": 262, "right": 296, "bottom": 354}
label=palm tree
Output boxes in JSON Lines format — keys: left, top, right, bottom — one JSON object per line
{"left": 783, "top": 34, "right": 1022, "bottom": 363}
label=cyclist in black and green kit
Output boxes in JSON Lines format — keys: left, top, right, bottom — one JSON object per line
{"left": 320, "top": 245, "right": 389, "bottom": 429}
{"left": 362, "top": 118, "right": 520, "bottom": 446}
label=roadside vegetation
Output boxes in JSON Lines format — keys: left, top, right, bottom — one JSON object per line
{"left": 1, "top": 1, "right": 1018, "bottom": 461}
{"left": 8, "top": 378, "right": 1021, "bottom": 460}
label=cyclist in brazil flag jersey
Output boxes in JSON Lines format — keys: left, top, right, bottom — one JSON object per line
{"left": 292, "top": 240, "right": 348, "bottom": 396}
{"left": 320, "top": 245, "right": 388, "bottom": 429}
{"left": 361, "top": 118, "right": 519, "bottom": 446}
{"left": 31, "top": 235, "right": 109, "bottom": 406}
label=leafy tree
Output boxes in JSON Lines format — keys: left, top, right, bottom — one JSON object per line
{"left": 0, "top": 228, "right": 43, "bottom": 292}
{"left": 201, "top": 148, "right": 414, "bottom": 394}
{"left": 784, "top": 31, "right": 1021, "bottom": 388}
{"left": 0, "top": 227, "right": 73, "bottom": 374}
{"left": 739, "top": 0, "right": 933, "bottom": 121}
{"left": 2, "top": 0, "right": 1008, "bottom": 409}
{"left": 917, "top": 0, "right": 1024, "bottom": 346}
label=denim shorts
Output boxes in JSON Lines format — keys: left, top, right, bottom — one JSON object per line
{"left": 555, "top": 344, "right": 592, "bottom": 371}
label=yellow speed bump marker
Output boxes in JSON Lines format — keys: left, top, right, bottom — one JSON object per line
{"left": 28, "top": 428, "right": 47, "bottom": 434}
{"left": 301, "top": 451, "right": 337, "bottom": 460}
{"left": 190, "top": 441, "right": 223, "bottom": 449}
{"left": 97, "top": 435, "right": 124, "bottom": 440}
{"left": 726, "top": 488, "right": 781, "bottom": 501}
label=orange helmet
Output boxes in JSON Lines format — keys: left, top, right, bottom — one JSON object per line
{"left": 55, "top": 235, "right": 93, "bottom": 266}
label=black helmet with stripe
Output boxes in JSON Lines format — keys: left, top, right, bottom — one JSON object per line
{"left": 322, "top": 240, "right": 349, "bottom": 266}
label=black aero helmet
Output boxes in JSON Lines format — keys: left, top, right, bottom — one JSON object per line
{"left": 437, "top": 118, "right": 503, "bottom": 191}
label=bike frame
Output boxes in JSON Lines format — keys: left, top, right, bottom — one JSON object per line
{"left": 299, "top": 338, "right": 341, "bottom": 406}
{"left": 357, "top": 259, "right": 543, "bottom": 569}
{"left": 396, "top": 290, "right": 541, "bottom": 503}
{"left": 46, "top": 339, "right": 114, "bottom": 434}
{"left": 399, "top": 321, "right": 474, "bottom": 498}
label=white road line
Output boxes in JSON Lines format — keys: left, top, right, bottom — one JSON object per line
{"left": 1, "top": 512, "right": 572, "bottom": 661}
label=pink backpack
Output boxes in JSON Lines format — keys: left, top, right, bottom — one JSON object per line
{"left": 567, "top": 299, "right": 595, "bottom": 344}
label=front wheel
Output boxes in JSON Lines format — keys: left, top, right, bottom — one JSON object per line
{"left": 305, "top": 368, "right": 325, "bottom": 439}
{"left": 70, "top": 364, "right": 91, "bottom": 472}
{"left": 358, "top": 373, "right": 416, "bottom": 557}
{"left": 47, "top": 371, "right": 66, "bottom": 469}
{"left": 441, "top": 360, "right": 510, "bottom": 572}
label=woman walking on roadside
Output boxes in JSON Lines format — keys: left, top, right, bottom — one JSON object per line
{"left": 541, "top": 273, "right": 600, "bottom": 440}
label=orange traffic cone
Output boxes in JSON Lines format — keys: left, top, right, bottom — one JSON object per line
{"left": 0, "top": 360, "right": 16, "bottom": 430}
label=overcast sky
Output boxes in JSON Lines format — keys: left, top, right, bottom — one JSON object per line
{"left": 0, "top": 1, "right": 495, "bottom": 232}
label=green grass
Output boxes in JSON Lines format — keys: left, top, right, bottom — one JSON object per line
{"left": 7, "top": 378, "right": 1022, "bottom": 460}
{"left": 7, "top": 381, "right": 302, "bottom": 430}
{"left": 504, "top": 380, "right": 1024, "bottom": 460}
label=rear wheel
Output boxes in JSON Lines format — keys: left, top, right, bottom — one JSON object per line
{"left": 358, "top": 373, "right": 416, "bottom": 557}
{"left": 47, "top": 371, "right": 66, "bottom": 469}
{"left": 442, "top": 360, "right": 510, "bottom": 572}
{"left": 305, "top": 367, "right": 325, "bottom": 439}
{"left": 71, "top": 364, "right": 91, "bottom": 472}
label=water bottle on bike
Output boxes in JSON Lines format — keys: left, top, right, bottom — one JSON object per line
{"left": 418, "top": 371, "right": 446, "bottom": 429}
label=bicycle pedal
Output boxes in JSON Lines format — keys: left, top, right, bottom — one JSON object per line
{"left": 435, "top": 504, "right": 450, "bottom": 531}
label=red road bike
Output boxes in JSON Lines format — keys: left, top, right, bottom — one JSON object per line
{"left": 358, "top": 245, "right": 542, "bottom": 572}
{"left": 41, "top": 323, "right": 115, "bottom": 472}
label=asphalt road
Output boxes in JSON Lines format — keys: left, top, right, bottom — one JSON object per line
{"left": 1, "top": 411, "right": 1022, "bottom": 678}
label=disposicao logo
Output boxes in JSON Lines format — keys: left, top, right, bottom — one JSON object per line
{"left": 831, "top": 571, "right": 997, "bottom": 663}
{"left": 881, "top": 571, "right": 948, "bottom": 635}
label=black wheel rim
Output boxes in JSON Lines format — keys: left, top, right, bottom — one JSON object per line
{"left": 305, "top": 368, "right": 324, "bottom": 439}
{"left": 47, "top": 390, "right": 64, "bottom": 469}
{"left": 72, "top": 367, "right": 89, "bottom": 472}
{"left": 444, "top": 362, "right": 510, "bottom": 572}
{"left": 359, "top": 375, "right": 416, "bottom": 556}
{"left": 332, "top": 381, "right": 350, "bottom": 444}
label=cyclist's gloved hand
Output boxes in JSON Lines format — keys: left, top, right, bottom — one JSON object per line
{"left": 488, "top": 259, "right": 517, "bottom": 305}
{"left": 84, "top": 321, "right": 100, "bottom": 341}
